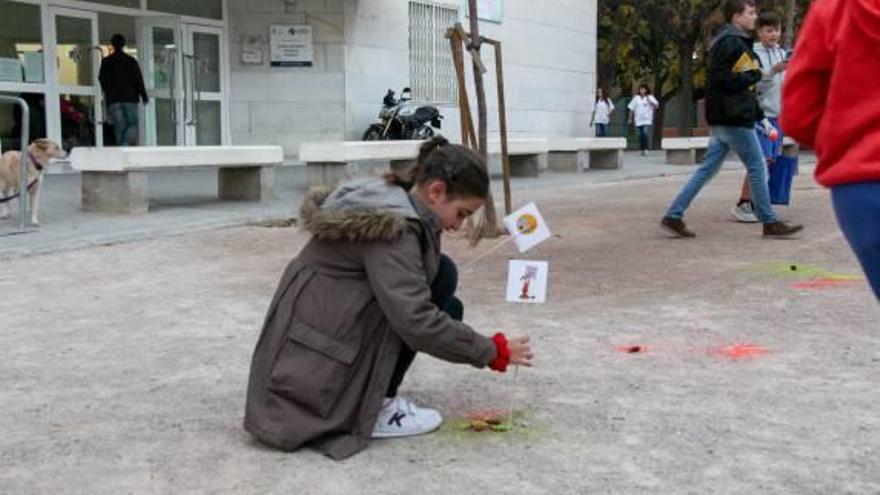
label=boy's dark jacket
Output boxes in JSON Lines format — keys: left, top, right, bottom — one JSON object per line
{"left": 706, "top": 24, "right": 765, "bottom": 127}
{"left": 244, "top": 178, "right": 496, "bottom": 460}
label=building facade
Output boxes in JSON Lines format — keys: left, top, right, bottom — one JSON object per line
{"left": 0, "top": 0, "right": 596, "bottom": 158}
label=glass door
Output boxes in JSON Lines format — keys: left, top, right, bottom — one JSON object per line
{"left": 136, "top": 15, "right": 183, "bottom": 146}
{"left": 136, "top": 19, "right": 226, "bottom": 146}
{"left": 50, "top": 8, "right": 103, "bottom": 151}
{"left": 182, "top": 24, "right": 225, "bottom": 145}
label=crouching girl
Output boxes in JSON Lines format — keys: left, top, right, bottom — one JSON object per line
{"left": 244, "top": 137, "right": 533, "bottom": 460}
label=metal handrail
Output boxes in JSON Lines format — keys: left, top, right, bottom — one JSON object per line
{"left": 0, "top": 95, "right": 30, "bottom": 233}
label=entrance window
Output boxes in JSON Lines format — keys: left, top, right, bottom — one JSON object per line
{"left": 98, "top": 13, "right": 138, "bottom": 59}
{"left": 0, "top": 92, "right": 46, "bottom": 150}
{"left": 59, "top": 93, "right": 95, "bottom": 149}
{"left": 148, "top": 0, "right": 223, "bottom": 20}
{"left": 56, "top": 16, "right": 95, "bottom": 87}
{"left": 0, "top": 1, "right": 45, "bottom": 84}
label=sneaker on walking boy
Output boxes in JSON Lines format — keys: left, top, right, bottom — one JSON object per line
{"left": 660, "top": 0, "right": 803, "bottom": 239}
{"left": 731, "top": 12, "right": 789, "bottom": 222}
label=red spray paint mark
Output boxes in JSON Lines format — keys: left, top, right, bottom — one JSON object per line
{"left": 462, "top": 409, "right": 512, "bottom": 432}
{"left": 466, "top": 409, "right": 508, "bottom": 422}
{"left": 792, "top": 278, "right": 861, "bottom": 290}
{"left": 616, "top": 345, "right": 648, "bottom": 354}
{"left": 712, "top": 344, "right": 768, "bottom": 360}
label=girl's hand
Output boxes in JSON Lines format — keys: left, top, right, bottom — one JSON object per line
{"left": 508, "top": 335, "right": 533, "bottom": 367}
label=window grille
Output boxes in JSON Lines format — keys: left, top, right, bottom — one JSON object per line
{"left": 409, "top": 1, "right": 458, "bottom": 104}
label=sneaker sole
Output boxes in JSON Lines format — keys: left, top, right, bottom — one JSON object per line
{"left": 731, "top": 207, "right": 759, "bottom": 223}
{"left": 371, "top": 421, "right": 443, "bottom": 439}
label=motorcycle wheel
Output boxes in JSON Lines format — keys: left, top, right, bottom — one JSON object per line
{"left": 362, "top": 125, "right": 383, "bottom": 141}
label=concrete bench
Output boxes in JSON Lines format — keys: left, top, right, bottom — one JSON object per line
{"left": 299, "top": 141, "right": 424, "bottom": 187}
{"left": 546, "top": 137, "right": 627, "bottom": 172}
{"left": 486, "top": 138, "right": 549, "bottom": 178}
{"left": 69, "top": 146, "right": 283, "bottom": 214}
{"left": 662, "top": 137, "right": 710, "bottom": 165}
{"left": 300, "top": 139, "right": 550, "bottom": 186}
{"left": 663, "top": 136, "right": 800, "bottom": 165}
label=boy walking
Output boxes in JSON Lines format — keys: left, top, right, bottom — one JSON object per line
{"left": 732, "top": 12, "right": 790, "bottom": 222}
{"left": 660, "top": 0, "right": 803, "bottom": 239}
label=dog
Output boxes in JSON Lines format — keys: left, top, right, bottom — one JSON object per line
{"left": 0, "top": 138, "right": 67, "bottom": 226}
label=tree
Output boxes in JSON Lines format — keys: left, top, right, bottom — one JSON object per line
{"left": 597, "top": 0, "right": 812, "bottom": 142}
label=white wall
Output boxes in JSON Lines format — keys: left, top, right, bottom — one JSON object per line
{"left": 343, "top": 0, "right": 596, "bottom": 142}
{"left": 228, "top": 0, "right": 596, "bottom": 157}
{"left": 228, "top": 0, "right": 347, "bottom": 157}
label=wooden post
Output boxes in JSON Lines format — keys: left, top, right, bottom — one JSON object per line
{"left": 485, "top": 38, "right": 512, "bottom": 215}
{"left": 447, "top": 28, "right": 477, "bottom": 149}
{"left": 463, "top": 6, "right": 501, "bottom": 241}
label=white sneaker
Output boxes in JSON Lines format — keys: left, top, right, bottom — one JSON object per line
{"left": 371, "top": 396, "right": 443, "bottom": 439}
{"left": 731, "top": 202, "right": 759, "bottom": 223}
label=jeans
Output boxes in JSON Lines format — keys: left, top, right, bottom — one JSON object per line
{"left": 832, "top": 181, "right": 880, "bottom": 301}
{"left": 666, "top": 125, "right": 778, "bottom": 223}
{"left": 386, "top": 254, "right": 463, "bottom": 398}
{"left": 109, "top": 102, "right": 139, "bottom": 146}
{"left": 637, "top": 125, "right": 652, "bottom": 151}
{"left": 595, "top": 123, "right": 608, "bottom": 137}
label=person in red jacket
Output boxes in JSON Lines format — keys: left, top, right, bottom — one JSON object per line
{"left": 781, "top": 0, "right": 880, "bottom": 300}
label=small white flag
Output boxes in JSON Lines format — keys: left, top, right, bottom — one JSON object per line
{"left": 503, "top": 202, "right": 551, "bottom": 253}
{"left": 506, "top": 260, "right": 549, "bottom": 304}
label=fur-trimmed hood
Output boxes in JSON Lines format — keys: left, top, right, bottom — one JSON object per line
{"left": 299, "top": 178, "right": 436, "bottom": 242}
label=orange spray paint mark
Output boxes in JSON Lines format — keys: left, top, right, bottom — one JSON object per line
{"left": 712, "top": 344, "right": 768, "bottom": 360}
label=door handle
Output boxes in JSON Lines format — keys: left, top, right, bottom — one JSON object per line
{"left": 168, "top": 48, "right": 179, "bottom": 124}
{"left": 184, "top": 54, "right": 198, "bottom": 126}
{"left": 180, "top": 51, "right": 189, "bottom": 126}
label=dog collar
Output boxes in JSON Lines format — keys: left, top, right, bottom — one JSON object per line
{"left": 28, "top": 151, "right": 44, "bottom": 171}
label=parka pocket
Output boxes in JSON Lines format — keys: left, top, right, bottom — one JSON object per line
{"left": 268, "top": 321, "right": 359, "bottom": 418}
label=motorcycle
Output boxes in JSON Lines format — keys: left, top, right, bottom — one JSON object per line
{"left": 362, "top": 87, "right": 442, "bottom": 141}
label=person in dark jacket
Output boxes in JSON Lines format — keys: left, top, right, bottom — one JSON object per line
{"left": 244, "top": 137, "right": 533, "bottom": 460}
{"left": 660, "top": 0, "right": 803, "bottom": 239}
{"left": 98, "top": 34, "right": 148, "bottom": 146}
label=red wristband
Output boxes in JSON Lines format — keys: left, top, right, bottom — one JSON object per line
{"left": 490, "top": 333, "right": 511, "bottom": 372}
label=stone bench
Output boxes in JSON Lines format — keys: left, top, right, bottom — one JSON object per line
{"left": 300, "top": 139, "right": 550, "bottom": 186}
{"left": 69, "top": 146, "right": 283, "bottom": 214}
{"left": 663, "top": 136, "right": 799, "bottom": 165}
{"left": 299, "top": 141, "right": 424, "bottom": 187}
{"left": 546, "top": 137, "right": 627, "bottom": 172}
{"left": 486, "top": 138, "right": 549, "bottom": 178}
{"left": 662, "top": 137, "right": 710, "bottom": 165}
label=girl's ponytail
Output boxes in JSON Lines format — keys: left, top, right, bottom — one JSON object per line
{"left": 386, "top": 136, "right": 488, "bottom": 200}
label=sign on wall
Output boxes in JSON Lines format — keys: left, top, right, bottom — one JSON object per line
{"left": 270, "top": 25, "right": 313, "bottom": 67}
{"left": 469, "top": 0, "right": 504, "bottom": 23}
